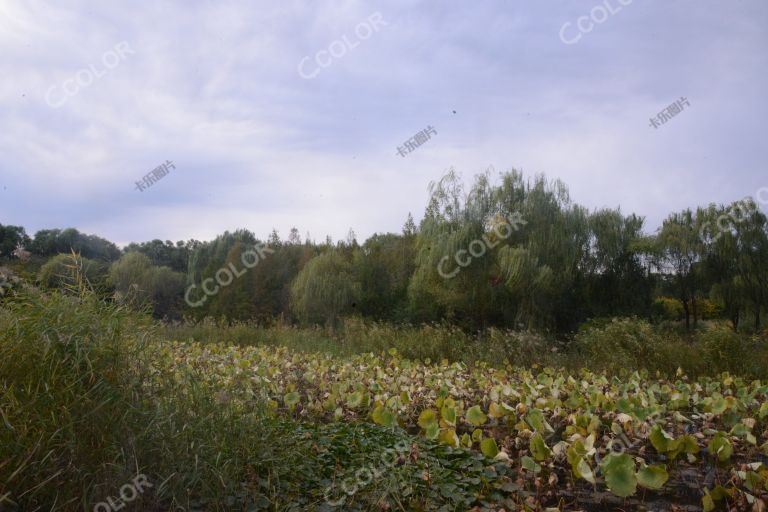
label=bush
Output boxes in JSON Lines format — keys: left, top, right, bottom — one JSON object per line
{"left": 38, "top": 253, "right": 108, "bottom": 291}
{"left": 699, "top": 325, "right": 766, "bottom": 376}
{"left": 573, "top": 317, "right": 704, "bottom": 375}
{"left": 651, "top": 297, "right": 684, "bottom": 321}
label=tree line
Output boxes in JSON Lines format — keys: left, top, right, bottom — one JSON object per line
{"left": 1, "top": 168, "right": 766, "bottom": 334}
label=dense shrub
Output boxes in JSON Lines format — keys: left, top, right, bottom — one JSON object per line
{"left": 651, "top": 297, "right": 684, "bottom": 321}
{"left": 38, "top": 253, "right": 109, "bottom": 291}
{"left": 699, "top": 324, "right": 767, "bottom": 375}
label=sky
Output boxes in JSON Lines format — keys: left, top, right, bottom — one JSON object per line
{"left": 1, "top": 0, "right": 766, "bottom": 247}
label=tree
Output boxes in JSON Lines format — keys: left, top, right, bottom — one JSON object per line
{"left": 109, "top": 252, "right": 184, "bottom": 318}
{"left": 353, "top": 232, "right": 415, "bottom": 320}
{"left": 657, "top": 210, "right": 704, "bottom": 330}
{"left": 0, "top": 224, "right": 30, "bottom": 258}
{"left": 31, "top": 228, "right": 120, "bottom": 261}
{"left": 699, "top": 203, "right": 744, "bottom": 330}
{"left": 290, "top": 250, "right": 361, "bottom": 330}
{"left": 578, "top": 209, "right": 653, "bottom": 319}
{"left": 408, "top": 168, "right": 590, "bottom": 331}
{"left": 731, "top": 201, "right": 768, "bottom": 331}
{"left": 123, "top": 239, "right": 191, "bottom": 272}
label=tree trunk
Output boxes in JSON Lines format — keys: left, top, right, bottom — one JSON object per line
{"left": 756, "top": 306, "right": 761, "bottom": 332}
{"left": 731, "top": 310, "right": 739, "bottom": 332}
{"left": 692, "top": 295, "right": 698, "bottom": 329}
{"left": 682, "top": 299, "right": 690, "bottom": 330}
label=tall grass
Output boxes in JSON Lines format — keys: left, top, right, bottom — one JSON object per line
{"left": 1, "top": 270, "right": 518, "bottom": 510}
{"left": 0, "top": 284, "right": 155, "bottom": 509}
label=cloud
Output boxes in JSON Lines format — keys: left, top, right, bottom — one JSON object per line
{"left": 1, "top": 0, "right": 766, "bottom": 245}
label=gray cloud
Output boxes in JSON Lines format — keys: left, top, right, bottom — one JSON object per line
{"left": 1, "top": 0, "right": 766, "bottom": 246}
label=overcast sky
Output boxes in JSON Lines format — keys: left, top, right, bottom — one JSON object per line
{"left": 1, "top": 0, "right": 766, "bottom": 247}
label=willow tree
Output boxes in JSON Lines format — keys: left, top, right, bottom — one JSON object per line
{"left": 290, "top": 250, "right": 361, "bottom": 330}
{"left": 408, "top": 169, "right": 516, "bottom": 328}
{"left": 731, "top": 201, "right": 768, "bottom": 331}
{"left": 657, "top": 209, "right": 704, "bottom": 330}
{"left": 495, "top": 172, "right": 589, "bottom": 331}
{"left": 408, "top": 168, "right": 590, "bottom": 332}
{"left": 579, "top": 209, "right": 651, "bottom": 319}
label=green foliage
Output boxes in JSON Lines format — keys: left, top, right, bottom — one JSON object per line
{"left": 0, "top": 266, "right": 21, "bottom": 298}
{"left": 0, "top": 223, "right": 30, "bottom": 258}
{"left": 574, "top": 317, "right": 692, "bottom": 374}
{"left": 38, "top": 252, "right": 108, "bottom": 291}
{"left": 652, "top": 296, "right": 685, "bottom": 321}
{"left": 109, "top": 252, "right": 185, "bottom": 318}
{"left": 31, "top": 227, "right": 120, "bottom": 261}
{"left": 291, "top": 250, "right": 361, "bottom": 329}
{"left": 600, "top": 453, "right": 637, "bottom": 497}
{"left": 0, "top": 287, "right": 153, "bottom": 508}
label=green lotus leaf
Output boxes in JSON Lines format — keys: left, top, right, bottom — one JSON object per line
{"left": 574, "top": 457, "right": 595, "bottom": 484}
{"left": 466, "top": 405, "right": 488, "bottom": 426}
{"left": 637, "top": 464, "right": 668, "bottom": 490}
{"left": 346, "top": 389, "right": 369, "bottom": 409}
{"left": 530, "top": 432, "right": 552, "bottom": 461}
{"left": 707, "top": 433, "right": 733, "bottom": 462}
{"left": 480, "top": 437, "right": 499, "bottom": 458}
{"left": 709, "top": 397, "right": 727, "bottom": 415}
{"left": 283, "top": 391, "right": 300, "bottom": 408}
{"left": 649, "top": 424, "right": 675, "bottom": 453}
{"left": 438, "top": 428, "right": 459, "bottom": 448}
{"left": 521, "top": 455, "right": 540, "bottom": 473}
{"left": 372, "top": 405, "right": 395, "bottom": 427}
{"left": 600, "top": 452, "right": 637, "bottom": 498}
{"left": 677, "top": 434, "right": 700, "bottom": 455}
{"left": 488, "top": 402, "right": 504, "bottom": 418}
{"left": 441, "top": 405, "right": 457, "bottom": 426}
{"left": 418, "top": 409, "right": 438, "bottom": 429}
{"left": 425, "top": 422, "right": 440, "bottom": 440}
{"left": 526, "top": 408, "right": 553, "bottom": 433}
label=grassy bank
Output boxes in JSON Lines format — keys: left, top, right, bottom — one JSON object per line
{"left": 163, "top": 316, "right": 768, "bottom": 380}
